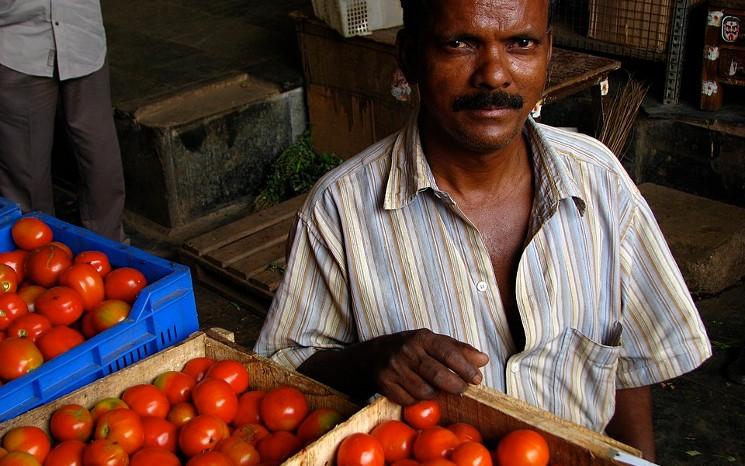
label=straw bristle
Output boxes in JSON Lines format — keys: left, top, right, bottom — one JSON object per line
{"left": 597, "top": 79, "right": 649, "bottom": 160}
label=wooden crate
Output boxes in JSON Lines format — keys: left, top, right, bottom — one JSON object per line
{"left": 0, "top": 330, "right": 359, "bottom": 443}
{"left": 180, "top": 194, "right": 307, "bottom": 311}
{"left": 287, "top": 386, "right": 640, "bottom": 466}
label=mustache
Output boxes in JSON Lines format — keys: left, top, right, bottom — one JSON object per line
{"left": 453, "top": 91, "right": 524, "bottom": 111}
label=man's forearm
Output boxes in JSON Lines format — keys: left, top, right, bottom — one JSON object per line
{"left": 297, "top": 343, "right": 379, "bottom": 401}
{"left": 606, "top": 386, "right": 656, "bottom": 461}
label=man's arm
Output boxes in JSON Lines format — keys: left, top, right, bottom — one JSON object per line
{"left": 605, "top": 386, "right": 656, "bottom": 461}
{"left": 297, "top": 329, "right": 489, "bottom": 405}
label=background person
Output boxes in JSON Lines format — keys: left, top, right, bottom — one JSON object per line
{"left": 0, "top": 0, "right": 125, "bottom": 241}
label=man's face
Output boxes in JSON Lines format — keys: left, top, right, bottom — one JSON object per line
{"left": 405, "top": 0, "right": 552, "bottom": 154}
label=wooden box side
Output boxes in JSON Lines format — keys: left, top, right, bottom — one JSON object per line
{"left": 287, "top": 386, "right": 639, "bottom": 466}
{"left": 0, "top": 331, "right": 358, "bottom": 436}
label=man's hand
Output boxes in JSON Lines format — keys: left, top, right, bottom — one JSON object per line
{"left": 370, "top": 329, "right": 490, "bottom": 405}
{"left": 297, "top": 329, "right": 489, "bottom": 405}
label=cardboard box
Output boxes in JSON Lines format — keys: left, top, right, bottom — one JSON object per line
{"left": 588, "top": 0, "right": 673, "bottom": 53}
{"left": 287, "top": 385, "right": 640, "bottom": 466}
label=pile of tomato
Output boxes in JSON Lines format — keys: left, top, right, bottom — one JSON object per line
{"left": 0, "top": 356, "right": 345, "bottom": 466}
{"left": 0, "top": 217, "right": 149, "bottom": 384}
{"left": 336, "top": 399, "right": 550, "bottom": 466}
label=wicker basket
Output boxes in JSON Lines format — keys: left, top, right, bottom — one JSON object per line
{"left": 588, "top": 0, "right": 673, "bottom": 53}
{"left": 312, "top": 0, "right": 403, "bottom": 37}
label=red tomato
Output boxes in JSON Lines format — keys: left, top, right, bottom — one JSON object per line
{"left": 16, "top": 286, "right": 45, "bottom": 312}
{"left": 205, "top": 360, "right": 250, "bottom": 394}
{"left": 73, "top": 251, "right": 112, "bottom": 278}
{"left": 5, "top": 313, "right": 51, "bottom": 342}
{"left": 0, "top": 451, "right": 41, "bottom": 466}
{"left": 256, "top": 431, "right": 301, "bottom": 464}
{"left": 25, "top": 245, "right": 71, "bottom": 288}
{"left": 35, "top": 287, "right": 84, "bottom": 326}
{"left": 80, "top": 312, "right": 97, "bottom": 339}
{"left": 141, "top": 416, "right": 178, "bottom": 452}
{"left": 168, "top": 401, "right": 197, "bottom": 428}
{"left": 11, "top": 218, "right": 52, "bottom": 251}
{"left": 104, "top": 267, "right": 147, "bottom": 303}
{"left": 233, "top": 390, "right": 264, "bottom": 427}
{"left": 89, "top": 300, "right": 130, "bottom": 333}
{"left": 122, "top": 384, "right": 171, "bottom": 418}
{"left": 94, "top": 408, "right": 145, "bottom": 454}
{"left": 216, "top": 436, "right": 260, "bottom": 466}
{"left": 447, "top": 423, "right": 483, "bottom": 445}
{"left": 49, "top": 242, "right": 72, "bottom": 258}
{"left": 153, "top": 370, "right": 196, "bottom": 405}
{"left": 494, "top": 430, "right": 549, "bottom": 466}
{"left": 451, "top": 441, "right": 492, "bottom": 466}
{"left": 82, "top": 439, "right": 128, "bottom": 466}
{"left": 59, "top": 264, "right": 104, "bottom": 311}
{"left": 296, "top": 407, "right": 343, "bottom": 445}
{"left": 192, "top": 378, "right": 238, "bottom": 424}
{"left": 0, "top": 264, "right": 18, "bottom": 294}
{"left": 0, "top": 293, "right": 28, "bottom": 331}
{"left": 259, "top": 385, "right": 308, "bottom": 432}
{"left": 186, "top": 451, "right": 233, "bottom": 466}
{"left": 0, "top": 250, "right": 28, "bottom": 284}
{"left": 1, "top": 426, "right": 51, "bottom": 463}
{"left": 413, "top": 427, "right": 459, "bottom": 462}
{"left": 43, "top": 440, "right": 85, "bottom": 466}
{"left": 50, "top": 404, "right": 94, "bottom": 443}
{"left": 178, "top": 414, "right": 230, "bottom": 458}
{"left": 182, "top": 357, "right": 214, "bottom": 382}
{"left": 90, "top": 398, "right": 129, "bottom": 422}
{"left": 231, "top": 424, "right": 269, "bottom": 446}
{"left": 36, "top": 326, "right": 84, "bottom": 360}
{"left": 403, "top": 400, "right": 442, "bottom": 430}
{"left": 130, "top": 447, "right": 181, "bottom": 466}
{"left": 420, "top": 459, "right": 456, "bottom": 466}
{"left": 390, "top": 460, "right": 420, "bottom": 466}
{"left": 370, "top": 420, "right": 417, "bottom": 463}
{"left": 336, "top": 433, "right": 385, "bottom": 466}
{"left": 0, "top": 337, "right": 44, "bottom": 381}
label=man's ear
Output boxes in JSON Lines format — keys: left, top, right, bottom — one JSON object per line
{"left": 396, "top": 29, "right": 418, "bottom": 85}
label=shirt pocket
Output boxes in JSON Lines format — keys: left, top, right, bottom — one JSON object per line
{"left": 523, "top": 326, "right": 621, "bottom": 431}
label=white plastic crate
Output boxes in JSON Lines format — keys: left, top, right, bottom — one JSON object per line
{"left": 312, "top": 0, "right": 403, "bottom": 37}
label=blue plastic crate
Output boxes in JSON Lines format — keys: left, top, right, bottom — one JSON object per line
{"left": 0, "top": 196, "right": 21, "bottom": 224}
{"left": 0, "top": 212, "right": 200, "bottom": 421}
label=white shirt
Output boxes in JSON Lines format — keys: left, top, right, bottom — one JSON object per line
{"left": 0, "top": 0, "right": 106, "bottom": 80}
{"left": 255, "top": 117, "right": 712, "bottom": 432}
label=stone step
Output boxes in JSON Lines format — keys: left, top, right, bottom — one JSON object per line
{"left": 639, "top": 183, "right": 745, "bottom": 296}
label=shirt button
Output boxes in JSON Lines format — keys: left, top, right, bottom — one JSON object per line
{"left": 476, "top": 281, "right": 488, "bottom": 292}
{"left": 54, "top": 21, "right": 60, "bottom": 26}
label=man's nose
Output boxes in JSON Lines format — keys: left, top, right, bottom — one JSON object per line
{"left": 471, "top": 46, "right": 511, "bottom": 90}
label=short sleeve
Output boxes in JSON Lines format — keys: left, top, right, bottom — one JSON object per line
{"left": 617, "top": 193, "right": 712, "bottom": 388}
{"left": 253, "top": 202, "right": 356, "bottom": 370}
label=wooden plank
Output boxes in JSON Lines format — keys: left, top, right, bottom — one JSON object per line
{"left": 307, "top": 84, "right": 376, "bottom": 158}
{"left": 286, "top": 386, "right": 640, "bottom": 466}
{"left": 248, "top": 258, "right": 286, "bottom": 294}
{"left": 183, "top": 194, "right": 307, "bottom": 256}
{"left": 0, "top": 331, "right": 359, "bottom": 435}
{"left": 207, "top": 215, "right": 295, "bottom": 268}
{"left": 228, "top": 241, "right": 287, "bottom": 280}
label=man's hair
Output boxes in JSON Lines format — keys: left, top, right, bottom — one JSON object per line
{"left": 401, "top": 0, "right": 559, "bottom": 36}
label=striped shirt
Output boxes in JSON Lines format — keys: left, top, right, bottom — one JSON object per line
{"left": 255, "top": 117, "right": 712, "bottom": 431}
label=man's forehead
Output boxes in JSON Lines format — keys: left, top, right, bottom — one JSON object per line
{"left": 427, "top": 0, "right": 549, "bottom": 29}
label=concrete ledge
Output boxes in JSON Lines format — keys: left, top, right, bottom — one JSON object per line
{"left": 640, "top": 183, "right": 745, "bottom": 295}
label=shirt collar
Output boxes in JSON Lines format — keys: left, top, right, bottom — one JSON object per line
{"left": 384, "top": 115, "right": 586, "bottom": 216}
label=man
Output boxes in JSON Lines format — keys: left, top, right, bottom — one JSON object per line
{"left": 256, "top": 0, "right": 711, "bottom": 459}
{"left": 0, "top": 0, "right": 125, "bottom": 241}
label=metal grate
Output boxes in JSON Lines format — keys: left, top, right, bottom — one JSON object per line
{"left": 554, "top": 0, "right": 707, "bottom": 103}
{"left": 345, "top": 0, "right": 369, "bottom": 36}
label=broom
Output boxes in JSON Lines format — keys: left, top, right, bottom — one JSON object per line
{"left": 596, "top": 78, "right": 649, "bottom": 160}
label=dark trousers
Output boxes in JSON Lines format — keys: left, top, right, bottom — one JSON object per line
{"left": 0, "top": 61, "right": 125, "bottom": 241}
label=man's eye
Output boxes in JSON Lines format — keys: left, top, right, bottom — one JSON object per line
{"left": 512, "top": 38, "right": 535, "bottom": 48}
{"left": 446, "top": 40, "right": 468, "bottom": 49}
